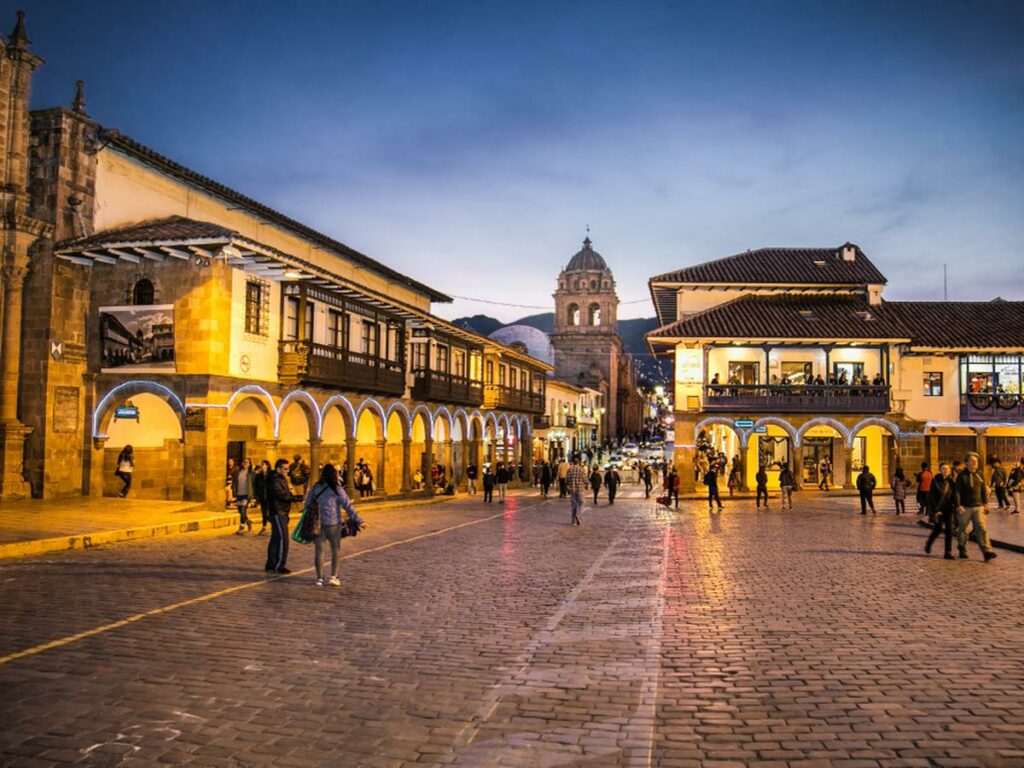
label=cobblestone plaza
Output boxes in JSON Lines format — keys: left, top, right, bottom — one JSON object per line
{"left": 3, "top": 489, "right": 1023, "bottom": 767}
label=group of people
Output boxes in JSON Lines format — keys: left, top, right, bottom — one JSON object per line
{"left": 708, "top": 370, "right": 887, "bottom": 391}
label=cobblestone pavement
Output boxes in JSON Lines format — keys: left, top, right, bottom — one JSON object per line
{"left": 2, "top": 488, "right": 1023, "bottom": 767}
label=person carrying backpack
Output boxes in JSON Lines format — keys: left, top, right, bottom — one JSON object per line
{"left": 857, "top": 465, "right": 877, "bottom": 515}
{"left": 288, "top": 454, "right": 310, "bottom": 495}
{"left": 303, "top": 464, "right": 364, "bottom": 587}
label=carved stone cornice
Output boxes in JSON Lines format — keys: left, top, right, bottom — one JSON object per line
{"left": 10, "top": 212, "right": 52, "bottom": 240}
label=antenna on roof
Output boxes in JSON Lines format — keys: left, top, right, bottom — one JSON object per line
{"left": 943, "top": 263, "right": 948, "bottom": 301}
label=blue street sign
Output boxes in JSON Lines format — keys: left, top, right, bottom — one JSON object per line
{"left": 734, "top": 419, "right": 754, "bottom": 428}
{"left": 754, "top": 426, "right": 767, "bottom": 433}
{"left": 115, "top": 406, "right": 139, "bottom": 421}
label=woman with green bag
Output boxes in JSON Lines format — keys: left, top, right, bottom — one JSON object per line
{"left": 300, "top": 464, "right": 365, "bottom": 587}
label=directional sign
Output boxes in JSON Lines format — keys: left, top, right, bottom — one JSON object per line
{"left": 734, "top": 419, "right": 754, "bottom": 428}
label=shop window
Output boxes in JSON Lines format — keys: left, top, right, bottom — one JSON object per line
{"left": 132, "top": 278, "right": 154, "bottom": 306}
{"left": 923, "top": 372, "right": 943, "bottom": 397}
{"left": 728, "top": 361, "right": 759, "bottom": 385}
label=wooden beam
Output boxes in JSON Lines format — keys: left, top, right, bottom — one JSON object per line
{"left": 108, "top": 248, "right": 141, "bottom": 263}
{"left": 82, "top": 250, "right": 118, "bottom": 265}
{"left": 161, "top": 247, "right": 193, "bottom": 260}
{"left": 133, "top": 247, "right": 165, "bottom": 262}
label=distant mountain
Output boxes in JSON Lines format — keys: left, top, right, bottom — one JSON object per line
{"left": 453, "top": 312, "right": 671, "bottom": 385}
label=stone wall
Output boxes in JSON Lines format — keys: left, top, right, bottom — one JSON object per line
{"left": 103, "top": 440, "right": 184, "bottom": 499}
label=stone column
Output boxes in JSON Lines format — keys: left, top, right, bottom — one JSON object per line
{"left": 345, "top": 438, "right": 357, "bottom": 496}
{"left": 308, "top": 437, "right": 322, "bottom": 482}
{"left": 844, "top": 446, "right": 855, "bottom": 489}
{"left": 974, "top": 428, "right": 988, "bottom": 477}
{"left": 401, "top": 439, "right": 412, "bottom": 493}
{"left": 87, "top": 437, "right": 107, "bottom": 498}
{"left": 376, "top": 439, "right": 387, "bottom": 496}
{"left": 0, "top": 263, "right": 31, "bottom": 499}
{"left": 423, "top": 436, "right": 434, "bottom": 494}
{"left": 458, "top": 437, "right": 471, "bottom": 490}
{"left": 522, "top": 437, "right": 533, "bottom": 483}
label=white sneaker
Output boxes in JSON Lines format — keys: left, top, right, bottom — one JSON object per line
{"left": 315, "top": 578, "right": 325, "bottom": 587}
{"left": 328, "top": 576, "right": 341, "bottom": 587}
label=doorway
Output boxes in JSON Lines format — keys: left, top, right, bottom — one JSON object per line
{"left": 801, "top": 437, "right": 833, "bottom": 485}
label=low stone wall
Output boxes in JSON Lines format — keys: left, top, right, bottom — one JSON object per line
{"left": 103, "top": 440, "right": 184, "bottom": 500}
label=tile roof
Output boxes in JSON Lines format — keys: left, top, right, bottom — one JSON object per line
{"left": 97, "top": 130, "right": 452, "bottom": 303}
{"left": 648, "top": 294, "right": 1024, "bottom": 349}
{"left": 650, "top": 245, "right": 888, "bottom": 286}
{"left": 56, "top": 216, "right": 236, "bottom": 249}
{"left": 883, "top": 301, "right": 1024, "bottom": 349}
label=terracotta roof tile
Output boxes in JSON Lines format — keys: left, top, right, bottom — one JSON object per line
{"left": 56, "top": 216, "right": 236, "bottom": 249}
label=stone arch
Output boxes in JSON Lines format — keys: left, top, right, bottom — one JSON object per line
{"left": 588, "top": 303, "right": 601, "bottom": 326}
{"left": 796, "top": 417, "right": 850, "bottom": 447}
{"left": 567, "top": 303, "right": 580, "bottom": 326}
{"left": 276, "top": 390, "right": 322, "bottom": 439}
{"left": 355, "top": 397, "right": 387, "bottom": 430}
{"left": 433, "top": 406, "right": 454, "bottom": 441}
{"left": 411, "top": 404, "right": 434, "bottom": 441}
{"left": 751, "top": 416, "right": 798, "bottom": 445}
{"left": 384, "top": 406, "right": 408, "bottom": 493}
{"left": 226, "top": 385, "right": 277, "bottom": 424}
{"left": 93, "top": 380, "right": 185, "bottom": 439}
{"left": 468, "top": 410, "right": 485, "bottom": 440}
{"left": 320, "top": 395, "right": 356, "bottom": 442}
{"left": 385, "top": 401, "right": 412, "bottom": 441}
{"left": 694, "top": 416, "right": 748, "bottom": 448}
{"left": 847, "top": 417, "right": 901, "bottom": 448}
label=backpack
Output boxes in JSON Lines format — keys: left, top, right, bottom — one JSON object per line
{"left": 289, "top": 462, "right": 309, "bottom": 486}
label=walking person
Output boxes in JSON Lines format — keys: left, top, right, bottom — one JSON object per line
{"left": 954, "top": 452, "right": 997, "bottom": 562}
{"left": 589, "top": 465, "right": 602, "bottom": 505}
{"left": 232, "top": 457, "right": 255, "bottom": 534}
{"left": 495, "top": 461, "right": 509, "bottom": 503}
{"left": 305, "top": 464, "right": 364, "bottom": 587}
{"left": 566, "top": 456, "right": 588, "bottom": 525}
{"left": 265, "top": 459, "right": 296, "bottom": 574}
{"left": 818, "top": 457, "right": 831, "bottom": 491}
{"left": 604, "top": 465, "right": 621, "bottom": 505}
{"left": 704, "top": 465, "right": 724, "bottom": 512}
{"left": 755, "top": 464, "right": 769, "bottom": 509}
{"left": 557, "top": 458, "right": 569, "bottom": 499}
{"left": 990, "top": 458, "right": 1009, "bottom": 510}
{"left": 857, "top": 465, "right": 877, "bottom": 515}
{"left": 778, "top": 464, "right": 795, "bottom": 511}
{"left": 482, "top": 465, "right": 495, "bottom": 503}
{"left": 890, "top": 467, "right": 911, "bottom": 515}
{"left": 642, "top": 463, "right": 653, "bottom": 498}
{"left": 727, "top": 463, "right": 741, "bottom": 497}
{"left": 288, "top": 454, "right": 311, "bottom": 497}
{"left": 924, "top": 462, "right": 956, "bottom": 560}
{"left": 253, "top": 459, "right": 271, "bottom": 535}
{"left": 466, "top": 462, "right": 478, "bottom": 495}
{"left": 664, "top": 466, "right": 680, "bottom": 509}
{"left": 915, "top": 461, "right": 933, "bottom": 517}
{"left": 1008, "top": 458, "right": 1023, "bottom": 515}
{"left": 224, "top": 457, "right": 237, "bottom": 508}
{"left": 540, "top": 461, "right": 553, "bottom": 498}
{"left": 115, "top": 445, "right": 134, "bottom": 498}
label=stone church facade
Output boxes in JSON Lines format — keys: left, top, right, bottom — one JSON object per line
{"left": 548, "top": 237, "right": 643, "bottom": 442}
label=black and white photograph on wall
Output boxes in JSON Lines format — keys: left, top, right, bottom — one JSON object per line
{"left": 99, "top": 304, "right": 175, "bottom": 372}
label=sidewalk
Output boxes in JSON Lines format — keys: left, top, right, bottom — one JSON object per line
{"left": 0, "top": 493, "right": 454, "bottom": 561}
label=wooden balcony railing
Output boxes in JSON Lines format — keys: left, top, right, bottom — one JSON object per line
{"left": 411, "top": 369, "right": 484, "bottom": 406}
{"left": 960, "top": 393, "right": 1024, "bottom": 422}
{"left": 484, "top": 384, "right": 545, "bottom": 414}
{"left": 702, "top": 384, "right": 890, "bottom": 414}
{"left": 279, "top": 340, "right": 405, "bottom": 395}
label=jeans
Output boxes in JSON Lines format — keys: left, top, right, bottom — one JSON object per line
{"left": 756, "top": 486, "right": 768, "bottom": 507}
{"left": 592, "top": 487, "right": 600, "bottom": 504}
{"left": 607, "top": 484, "right": 618, "bottom": 504}
{"left": 995, "top": 486, "right": 1009, "bottom": 508}
{"left": 266, "top": 513, "right": 289, "bottom": 570}
{"left": 894, "top": 498, "right": 905, "bottom": 515}
{"left": 468, "top": 478, "right": 477, "bottom": 495}
{"left": 957, "top": 506, "right": 994, "bottom": 554}
{"left": 707, "top": 485, "right": 722, "bottom": 509}
{"left": 570, "top": 491, "right": 584, "bottom": 523}
{"left": 780, "top": 487, "right": 793, "bottom": 509}
{"left": 497, "top": 483, "right": 507, "bottom": 501}
{"left": 860, "top": 491, "right": 875, "bottom": 514}
{"left": 236, "top": 496, "right": 250, "bottom": 525}
{"left": 819, "top": 476, "right": 829, "bottom": 491}
{"left": 483, "top": 486, "right": 493, "bottom": 503}
{"left": 926, "top": 508, "right": 954, "bottom": 554}
{"left": 115, "top": 470, "right": 132, "bottom": 497}
{"left": 559, "top": 479, "right": 567, "bottom": 498}
{"left": 314, "top": 523, "right": 343, "bottom": 580}
{"left": 541, "top": 482, "right": 550, "bottom": 497}
{"left": 1014, "top": 490, "right": 1022, "bottom": 513}
{"left": 258, "top": 498, "right": 270, "bottom": 527}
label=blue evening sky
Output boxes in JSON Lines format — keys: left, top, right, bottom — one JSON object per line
{"left": 13, "top": 0, "right": 1024, "bottom": 321}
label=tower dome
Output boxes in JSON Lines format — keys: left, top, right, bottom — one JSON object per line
{"left": 565, "top": 237, "right": 608, "bottom": 273}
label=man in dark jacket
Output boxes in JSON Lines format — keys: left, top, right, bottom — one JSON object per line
{"left": 704, "top": 467, "right": 723, "bottom": 512}
{"left": 266, "top": 458, "right": 296, "bottom": 574}
{"left": 954, "top": 452, "right": 997, "bottom": 562}
{"left": 604, "top": 467, "right": 621, "bottom": 505}
{"left": 466, "top": 463, "right": 478, "bottom": 495}
{"left": 924, "top": 462, "right": 956, "bottom": 559}
{"left": 990, "top": 458, "right": 1008, "bottom": 509}
{"left": 857, "top": 465, "right": 877, "bottom": 515}
{"left": 755, "top": 465, "right": 769, "bottom": 509}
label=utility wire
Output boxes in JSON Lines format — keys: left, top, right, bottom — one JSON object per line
{"left": 448, "top": 293, "right": 652, "bottom": 308}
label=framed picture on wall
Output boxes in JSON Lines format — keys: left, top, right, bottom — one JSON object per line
{"left": 99, "top": 304, "right": 175, "bottom": 372}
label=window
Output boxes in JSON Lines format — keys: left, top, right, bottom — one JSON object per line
{"left": 132, "top": 279, "right": 154, "bottom": 306}
{"left": 782, "top": 361, "right": 813, "bottom": 385}
{"left": 304, "top": 300, "right": 314, "bottom": 341}
{"left": 728, "top": 361, "right": 759, "bottom": 385}
{"left": 832, "top": 361, "right": 864, "bottom": 384}
{"left": 589, "top": 303, "right": 601, "bottom": 326}
{"left": 924, "top": 372, "right": 943, "bottom": 397}
{"left": 244, "top": 280, "right": 269, "bottom": 336}
{"left": 411, "top": 342, "right": 427, "bottom": 370}
{"left": 590, "top": 279, "right": 597, "bottom": 290}
{"left": 485, "top": 360, "right": 494, "bottom": 384}
{"left": 361, "top": 320, "right": 378, "bottom": 355}
{"left": 499, "top": 365, "right": 507, "bottom": 387}
{"left": 436, "top": 344, "right": 449, "bottom": 373}
{"left": 284, "top": 296, "right": 300, "bottom": 340}
{"left": 327, "top": 309, "right": 345, "bottom": 347}
{"left": 452, "top": 349, "right": 466, "bottom": 378}
{"left": 521, "top": 370, "right": 528, "bottom": 391}
{"left": 568, "top": 303, "right": 580, "bottom": 326}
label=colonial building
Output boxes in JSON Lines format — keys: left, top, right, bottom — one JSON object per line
{"left": 549, "top": 237, "right": 643, "bottom": 441}
{"left": 0, "top": 16, "right": 552, "bottom": 502}
{"left": 647, "top": 243, "right": 1024, "bottom": 491}
{"left": 531, "top": 378, "right": 604, "bottom": 463}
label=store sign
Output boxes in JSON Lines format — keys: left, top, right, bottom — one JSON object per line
{"left": 734, "top": 419, "right": 754, "bottom": 428}
{"left": 115, "top": 405, "right": 140, "bottom": 422}
{"left": 754, "top": 426, "right": 767, "bottom": 434}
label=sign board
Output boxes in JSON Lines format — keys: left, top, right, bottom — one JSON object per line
{"left": 52, "top": 386, "right": 80, "bottom": 434}
{"left": 185, "top": 407, "right": 207, "bottom": 432}
{"left": 754, "top": 426, "right": 767, "bottom": 434}
{"left": 115, "top": 405, "right": 140, "bottom": 421}
{"left": 734, "top": 419, "right": 755, "bottom": 428}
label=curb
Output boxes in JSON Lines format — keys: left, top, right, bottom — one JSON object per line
{"left": 0, "top": 492, "right": 459, "bottom": 561}
{"left": 916, "top": 519, "right": 1024, "bottom": 554}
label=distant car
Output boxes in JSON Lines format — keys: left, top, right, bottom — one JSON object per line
{"left": 622, "top": 442, "right": 639, "bottom": 455}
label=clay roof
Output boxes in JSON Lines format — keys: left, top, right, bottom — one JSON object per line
{"left": 648, "top": 295, "right": 1024, "bottom": 350}
{"left": 57, "top": 216, "right": 235, "bottom": 249}
{"left": 651, "top": 245, "right": 887, "bottom": 286}
{"left": 648, "top": 295, "right": 908, "bottom": 342}
{"left": 96, "top": 130, "right": 451, "bottom": 303}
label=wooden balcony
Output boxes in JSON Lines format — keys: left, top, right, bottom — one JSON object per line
{"left": 279, "top": 340, "right": 405, "bottom": 396}
{"left": 411, "top": 369, "right": 484, "bottom": 406}
{"left": 484, "top": 384, "right": 545, "bottom": 414}
{"left": 960, "top": 393, "right": 1024, "bottom": 422}
{"left": 702, "top": 384, "right": 890, "bottom": 414}
{"left": 533, "top": 414, "right": 551, "bottom": 429}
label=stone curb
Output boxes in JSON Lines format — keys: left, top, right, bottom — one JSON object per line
{"left": 916, "top": 518, "right": 1024, "bottom": 554}
{"left": 0, "top": 494, "right": 455, "bottom": 561}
